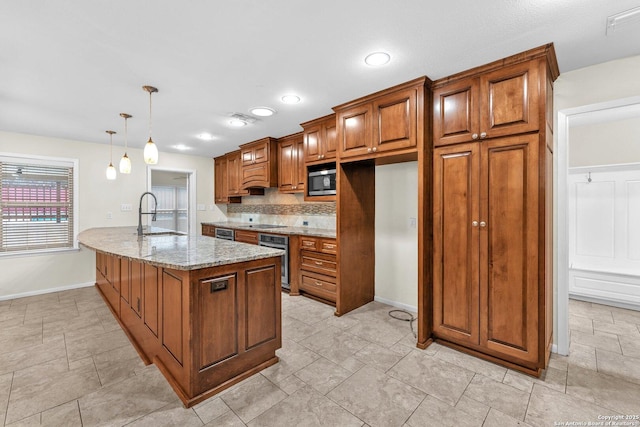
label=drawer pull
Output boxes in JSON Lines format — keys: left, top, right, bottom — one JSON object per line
{"left": 303, "top": 241, "right": 314, "bottom": 246}
{"left": 314, "top": 261, "right": 323, "bottom": 265}
{"left": 324, "top": 244, "right": 335, "bottom": 248}
{"left": 314, "top": 281, "right": 322, "bottom": 287}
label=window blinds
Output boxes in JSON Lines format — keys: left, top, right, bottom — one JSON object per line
{"left": 0, "top": 160, "right": 74, "bottom": 253}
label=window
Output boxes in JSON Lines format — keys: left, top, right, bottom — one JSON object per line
{"left": 0, "top": 154, "right": 78, "bottom": 255}
{"left": 151, "top": 185, "right": 188, "bottom": 233}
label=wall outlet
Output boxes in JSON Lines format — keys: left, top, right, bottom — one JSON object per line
{"left": 408, "top": 217, "right": 417, "bottom": 228}
{"left": 197, "top": 204, "right": 205, "bottom": 211}
{"left": 303, "top": 221, "right": 309, "bottom": 226}
{"left": 106, "top": 211, "right": 113, "bottom": 219}
{"left": 120, "top": 203, "right": 132, "bottom": 211}
{"left": 208, "top": 204, "right": 215, "bottom": 211}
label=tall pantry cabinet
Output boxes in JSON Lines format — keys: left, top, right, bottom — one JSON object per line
{"left": 427, "top": 44, "right": 558, "bottom": 376}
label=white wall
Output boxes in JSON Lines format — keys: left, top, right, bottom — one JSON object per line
{"left": 374, "top": 162, "right": 418, "bottom": 311}
{"left": 569, "top": 117, "right": 640, "bottom": 167}
{"left": 0, "top": 131, "right": 226, "bottom": 299}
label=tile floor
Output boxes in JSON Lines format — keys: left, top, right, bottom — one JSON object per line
{"left": 1, "top": 289, "right": 639, "bottom": 426}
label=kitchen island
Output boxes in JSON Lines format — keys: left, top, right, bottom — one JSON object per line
{"left": 78, "top": 227, "right": 284, "bottom": 407}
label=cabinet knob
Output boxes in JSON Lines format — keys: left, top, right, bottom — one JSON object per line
{"left": 372, "top": 147, "right": 377, "bottom": 152}
{"left": 317, "top": 155, "right": 321, "bottom": 159}
{"left": 480, "top": 132, "right": 487, "bottom": 139}
{"left": 472, "top": 221, "right": 479, "bottom": 227}
{"left": 321, "top": 154, "right": 325, "bottom": 159}
{"left": 472, "top": 133, "right": 478, "bottom": 140}
{"left": 367, "top": 148, "right": 372, "bottom": 153}
{"left": 480, "top": 221, "right": 487, "bottom": 228}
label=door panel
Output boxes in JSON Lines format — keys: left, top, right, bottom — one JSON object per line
{"left": 200, "top": 274, "right": 238, "bottom": 368}
{"left": 433, "top": 78, "right": 479, "bottom": 146}
{"left": 245, "top": 265, "right": 278, "bottom": 349}
{"left": 324, "top": 120, "right": 337, "bottom": 160}
{"left": 144, "top": 263, "right": 159, "bottom": 337}
{"left": 373, "top": 87, "right": 416, "bottom": 152}
{"left": 338, "top": 104, "right": 372, "bottom": 158}
{"left": 480, "top": 61, "right": 539, "bottom": 139}
{"left": 480, "top": 134, "right": 539, "bottom": 363}
{"left": 433, "top": 143, "right": 480, "bottom": 345}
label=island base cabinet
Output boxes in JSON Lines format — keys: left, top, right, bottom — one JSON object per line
{"left": 95, "top": 253, "right": 282, "bottom": 407}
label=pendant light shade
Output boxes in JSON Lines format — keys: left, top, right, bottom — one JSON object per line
{"left": 143, "top": 85, "right": 159, "bottom": 165}
{"left": 119, "top": 113, "right": 132, "bottom": 174}
{"left": 105, "top": 130, "right": 117, "bottom": 180}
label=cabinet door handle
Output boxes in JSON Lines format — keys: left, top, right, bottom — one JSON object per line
{"left": 472, "top": 221, "right": 479, "bottom": 227}
{"left": 317, "top": 155, "right": 322, "bottom": 159}
{"left": 480, "top": 132, "right": 487, "bottom": 139}
{"left": 372, "top": 146, "right": 377, "bottom": 152}
{"left": 472, "top": 133, "right": 479, "bottom": 140}
{"left": 367, "top": 148, "right": 372, "bottom": 153}
{"left": 480, "top": 221, "right": 487, "bottom": 228}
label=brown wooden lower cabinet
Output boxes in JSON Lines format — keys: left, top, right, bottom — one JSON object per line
{"left": 95, "top": 252, "right": 282, "bottom": 407}
{"left": 431, "top": 133, "right": 551, "bottom": 376}
{"left": 234, "top": 229, "right": 259, "bottom": 245}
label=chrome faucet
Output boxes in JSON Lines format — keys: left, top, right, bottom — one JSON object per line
{"left": 137, "top": 191, "right": 158, "bottom": 236}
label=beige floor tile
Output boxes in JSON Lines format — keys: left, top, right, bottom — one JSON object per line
{"left": 483, "top": 408, "right": 532, "bottom": 427}
{"left": 261, "top": 340, "right": 320, "bottom": 384}
{"left": 570, "top": 330, "right": 621, "bottom": 353}
{"left": 127, "top": 400, "right": 204, "bottom": 427}
{"left": 220, "top": 374, "right": 287, "bottom": 424}
{"left": 462, "top": 374, "right": 530, "bottom": 420}
{"left": 567, "top": 342, "right": 598, "bottom": 371}
{"left": 204, "top": 410, "right": 247, "bottom": 427}
{"left": 346, "top": 317, "right": 408, "bottom": 348}
{"left": 294, "top": 357, "right": 352, "bottom": 395}
{"left": 193, "top": 397, "right": 231, "bottom": 424}
{"left": 454, "top": 395, "right": 490, "bottom": 419}
{"left": 65, "top": 328, "right": 131, "bottom": 362}
{"left": 273, "top": 374, "right": 306, "bottom": 395}
{"left": 39, "top": 400, "right": 82, "bottom": 426}
{"left": 318, "top": 312, "right": 361, "bottom": 331}
{"left": 42, "top": 310, "right": 104, "bottom": 338}
{"left": 387, "top": 350, "right": 474, "bottom": 406}
{"left": 406, "top": 395, "right": 482, "bottom": 427}
{"left": 353, "top": 342, "right": 403, "bottom": 372}
{"left": 434, "top": 346, "right": 507, "bottom": 382}
{"left": 282, "top": 315, "right": 324, "bottom": 342}
{"left": 0, "top": 323, "right": 43, "bottom": 356}
{"left": 24, "top": 301, "right": 79, "bottom": 322}
{"left": 0, "top": 334, "right": 67, "bottom": 376}
{"left": 547, "top": 353, "right": 569, "bottom": 371}
{"left": 9, "top": 293, "right": 60, "bottom": 308}
{"left": 6, "top": 357, "right": 101, "bottom": 424}
{"left": 78, "top": 366, "right": 176, "bottom": 426}
{"left": 92, "top": 344, "right": 146, "bottom": 386}
{"left": 620, "top": 334, "right": 640, "bottom": 358}
{"left": 5, "top": 413, "right": 41, "bottom": 426}
{"left": 569, "top": 314, "right": 593, "bottom": 333}
{"left": 525, "top": 383, "right": 615, "bottom": 427}
{"left": 568, "top": 300, "right": 614, "bottom": 323}
{"left": 285, "top": 302, "right": 335, "bottom": 325}
{"left": 327, "top": 366, "right": 425, "bottom": 427}
{"left": 594, "top": 319, "right": 640, "bottom": 336}
{"left": 611, "top": 307, "right": 640, "bottom": 325}
{"left": 596, "top": 348, "right": 640, "bottom": 385}
{"left": 248, "top": 385, "right": 363, "bottom": 427}
{"left": 0, "top": 306, "right": 26, "bottom": 326}
{"left": 566, "top": 365, "right": 640, "bottom": 415}
{"left": 299, "top": 328, "right": 369, "bottom": 371}
{"left": 502, "top": 367, "right": 567, "bottom": 394}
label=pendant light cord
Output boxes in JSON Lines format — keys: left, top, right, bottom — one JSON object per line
{"left": 148, "top": 91, "right": 153, "bottom": 140}
{"left": 124, "top": 116, "right": 128, "bottom": 151}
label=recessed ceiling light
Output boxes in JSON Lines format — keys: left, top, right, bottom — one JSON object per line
{"left": 197, "top": 132, "right": 215, "bottom": 141}
{"left": 250, "top": 107, "right": 276, "bottom": 117}
{"left": 229, "top": 118, "right": 247, "bottom": 127}
{"left": 281, "top": 94, "right": 301, "bottom": 104}
{"left": 173, "top": 144, "right": 191, "bottom": 151}
{"left": 364, "top": 51, "right": 391, "bottom": 66}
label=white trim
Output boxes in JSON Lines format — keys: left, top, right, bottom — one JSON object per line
{"left": 556, "top": 95, "right": 640, "bottom": 357}
{"left": 147, "top": 166, "right": 197, "bottom": 236}
{"left": 374, "top": 295, "right": 417, "bottom": 314}
{"left": 0, "top": 281, "right": 94, "bottom": 301}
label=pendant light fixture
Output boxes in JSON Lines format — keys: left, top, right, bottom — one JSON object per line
{"left": 119, "top": 113, "right": 132, "bottom": 174}
{"left": 105, "top": 130, "right": 117, "bottom": 180}
{"left": 142, "top": 85, "right": 159, "bottom": 164}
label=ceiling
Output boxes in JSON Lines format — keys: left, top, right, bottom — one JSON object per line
{"left": 1, "top": 1, "right": 639, "bottom": 159}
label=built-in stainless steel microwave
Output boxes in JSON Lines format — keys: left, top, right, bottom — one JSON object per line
{"left": 308, "top": 167, "right": 336, "bottom": 196}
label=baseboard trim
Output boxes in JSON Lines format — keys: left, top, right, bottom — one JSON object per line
{"left": 0, "top": 281, "right": 94, "bottom": 301}
{"left": 374, "top": 295, "right": 417, "bottom": 313}
{"left": 570, "top": 293, "right": 640, "bottom": 312}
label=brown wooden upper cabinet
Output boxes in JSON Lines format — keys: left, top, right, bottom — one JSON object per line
{"left": 334, "top": 77, "right": 429, "bottom": 162}
{"left": 277, "top": 132, "right": 305, "bottom": 193}
{"left": 433, "top": 60, "right": 540, "bottom": 147}
{"left": 214, "top": 155, "right": 229, "bottom": 204}
{"left": 301, "top": 114, "right": 337, "bottom": 165}
{"left": 240, "top": 137, "right": 278, "bottom": 188}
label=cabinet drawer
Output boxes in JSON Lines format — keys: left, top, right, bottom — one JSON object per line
{"left": 301, "top": 251, "right": 336, "bottom": 277}
{"left": 202, "top": 225, "right": 215, "bottom": 237}
{"left": 235, "top": 230, "right": 259, "bottom": 245}
{"left": 300, "top": 237, "right": 337, "bottom": 254}
{"left": 300, "top": 272, "right": 336, "bottom": 302}
{"left": 320, "top": 240, "right": 337, "bottom": 254}
{"left": 300, "top": 237, "right": 319, "bottom": 251}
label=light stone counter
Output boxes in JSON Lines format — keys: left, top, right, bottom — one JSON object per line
{"left": 78, "top": 226, "right": 284, "bottom": 271}
{"left": 202, "top": 222, "right": 337, "bottom": 239}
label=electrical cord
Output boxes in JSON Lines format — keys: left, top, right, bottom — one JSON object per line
{"left": 388, "top": 309, "right": 417, "bottom": 338}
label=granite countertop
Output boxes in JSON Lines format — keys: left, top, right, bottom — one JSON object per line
{"left": 78, "top": 226, "right": 284, "bottom": 271}
{"left": 202, "top": 222, "right": 337, "bottom": 239}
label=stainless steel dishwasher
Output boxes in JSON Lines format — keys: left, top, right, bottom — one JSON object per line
{"left": 258, "top": 233, "right": 289, "bottom": 291}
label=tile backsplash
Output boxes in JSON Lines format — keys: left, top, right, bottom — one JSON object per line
{"left": 225, "top": 189, "right": 336, "bottom": 229}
